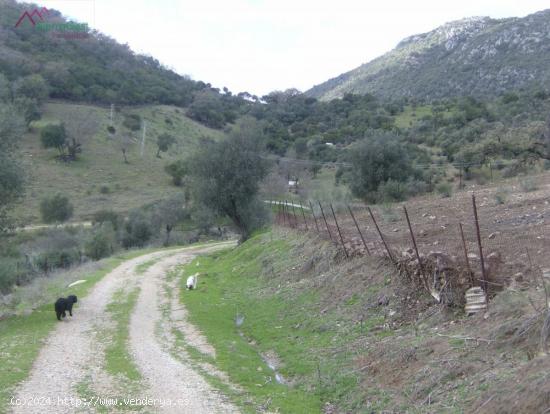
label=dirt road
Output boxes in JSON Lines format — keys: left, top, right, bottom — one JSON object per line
{"left": 10, "top": 242, "right": 239, "bottom": 414}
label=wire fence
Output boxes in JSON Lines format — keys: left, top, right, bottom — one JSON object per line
{"left": 274, "top": 180, "right": 550, "bottom": 307}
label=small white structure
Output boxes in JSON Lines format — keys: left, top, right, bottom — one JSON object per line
{"left": 186, "top": 273, "right": 198, "bottom": 290}
{"left": 325, "top": 142, "right": 335, "bottom": 147}
{"left": 288, "top": 179, "right": 299, "bottom": 193}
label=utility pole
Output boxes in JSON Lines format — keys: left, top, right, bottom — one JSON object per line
{"left": 140, "top": 120, "right": 147, "bottom": 158}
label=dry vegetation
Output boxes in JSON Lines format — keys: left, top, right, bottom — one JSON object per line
{"left": 268, "top": 171, "right": 550, "bottom": 412}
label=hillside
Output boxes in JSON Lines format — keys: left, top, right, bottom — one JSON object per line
{"left": 307, "top": 10, "right": 550, "bottom": 101}
{"left": 17, "top": 102, "right": 224, "bottom": 223}
{"left": 0, "top": 0, "right": 201, "bottom": 105}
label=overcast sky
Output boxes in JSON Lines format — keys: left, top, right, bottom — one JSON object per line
{"left": 31, "top": 0, "right": 550, "bottom": 96}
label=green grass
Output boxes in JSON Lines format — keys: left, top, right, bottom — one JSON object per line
{"left": 0, "top": 247, "right": 166, "bottom": 412}
{"left": 175, "top": 233, "right": 382, "bottom": 413}
{"left": 104, "top": 288, "right": 142, "bottom": 380}
{"left": 18, "top": 102, "right": 225, "bottom": 223}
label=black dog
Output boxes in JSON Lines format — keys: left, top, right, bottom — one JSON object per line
{"left": 54, "top": 295, "right": 78, "bottom": 321}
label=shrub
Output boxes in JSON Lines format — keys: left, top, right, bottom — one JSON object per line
{"left": 379, "top": 203, "right": 399, "bottom": 223}
{"left": 99, "top": 184, "right": 110, "bottom": 194}
{"left": 436, "top": 182, "right": 452, "bottom": 198}
{"left": 121, "top": 212, "right": 154, "bottom": 248}
{"left": 520, "top": 177, "right": 538, "bottom": 192}
{"left": 23, "top": 228, "right": 83, "bottom": 273}
{"left": 494, "top": 187, "right": 508, "bottom": 205}
{"left": 165, "top": 160, "right": 187, "bottom": 186}
{"left": 85, "top": 224, "right": 116, "bottom": 260}
{"left": 378, "top": 179, "right": 407, "bottom": 202}
{"left": 122, "top": 113, "right": 141, "bottom": 131}
{"left": 39, "top": 193, "right": 74, "bottom": 223}
{"left": 107, "top": 125, "right": 116, "bottom": 134}
{"left": 406, "top": 178, "right": 430, "bottom": 197}
{"left": 93, "top": 210, "right": 120, "bottom": 231}
{"left": 0, "top": 258, "right": 20, "bottom": 294}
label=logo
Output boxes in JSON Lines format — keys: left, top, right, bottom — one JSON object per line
{"left": 14, "top": 7, "right": 89, "bottom": 39}
{"left": 14, "top": 7, "right": 50, "bottom": 27}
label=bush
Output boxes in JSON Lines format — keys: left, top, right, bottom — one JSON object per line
{"left": 99, "top": 184, "right": 110, "bottom": 194}
{"left": 165, "top": 160, "right": 187, "bottom": 186}
{"left": 520, "top": 177, "right": 538, "bottom": 192}
{"left": 122, "top": 113, "right": 141, "bottom": 131}
{"left": 406, "top": 178, "right": 430, "bottom": 197}
{"left": 378, "top": 179, "right": 407, "bottom": 202}
{"left": 24, "top": 228, "right": 83, "bottom": 272}
{"left": 0, "top": 258, "right": 22, "bottom": 294}
{"left": 93, "top": 209, "right": 120, "bottom": 230}
{"left": 436, "top": 182, "right": 453, "bottom": 198}
{"left": 107, "top": 125, "right": 116, "bottom": 134}
{"left": 85, "top": 224, "right": 116, "bottom": 260}
{"left": 39, "top": 193, "right": 74, "bottom": 223}
{"left": 494, "top": 187, "right": 508, "bottom": 205}
{"left": 121, "top": 212, "right": 154, "bottom": 248}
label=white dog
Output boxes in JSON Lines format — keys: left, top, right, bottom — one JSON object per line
{"left": 186, "top": 273, "right": 198, "bottom": 290}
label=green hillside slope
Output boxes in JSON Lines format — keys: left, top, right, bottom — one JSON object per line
{"left": 17, "top": 102, "right": 224, "bottom": 223}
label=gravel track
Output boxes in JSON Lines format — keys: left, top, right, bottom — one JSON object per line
{"left": 10, "top": 243, "right": 238, "bottom": 414}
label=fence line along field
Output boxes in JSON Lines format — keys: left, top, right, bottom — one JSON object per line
{"left": 276, "top": 171, "right": 550, "bottom": 308}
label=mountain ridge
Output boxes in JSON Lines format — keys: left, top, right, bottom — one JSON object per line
{"left": 306, "top": 10, "right": 550, "bottom": 101}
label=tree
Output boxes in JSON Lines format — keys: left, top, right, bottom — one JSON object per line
{"left": 0, "top": 105, "right": 25, "bottom": 231}
{"left": 85, "top": 223, "right": 116, "bottom": 260}
{"left": 156, "top": 133, "right": 176, "bottom": 158}
{"left": 63, "top": 110, "right": 99, "bottom": 161}
{"left": 41, "top": 124, "right": 67, "bottom": 156}
{"left": 309, "top": 163, "right": 321, "bottom": 178}
{"left": 348, "top": 132, "right": 418, "bottom": 201}
{"left": 13, "top": 74, "right": 49, "bottom": 104}
{"left": 152, "top": 194, "right": 188, "bottom": 245}
{"left": 40, "top": 193, "right": 74, "bottom": 224}
{"left": 186, "top": 117, "right": 270, "bottom": 241}
{"left": 14, "top": 97, "right": 40, "bottom": 126}
{"left": 164, "top": 160, "right": 188, "bottom": 186}
{"left": 121, "top": 211, "right": 153, "bottom": 248}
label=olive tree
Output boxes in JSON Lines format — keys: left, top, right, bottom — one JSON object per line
{"left": 348, "top": 132, "right": 418, "bottom": 202}
{"left": 186, "top": 118, "right": 270, "bottom": 241}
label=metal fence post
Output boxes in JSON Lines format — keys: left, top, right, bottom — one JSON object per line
{"left": 309, "top": 201, "right": 320, "bottom": 232}
{"left": 291, "top": 202, "right": 299, "bottom": 229}
{"left": 403, "top": 206, "right": 423, "bottom": 276}
{"left": 318, "top": 201, "right": 333, "bottom": 241}
{"left": 459, "top": 222, "right": 474, "bottom": 285}
{"left": 472, "top": 194, "right": 488, "bottom": 297}
{"left": 347, "top": 205, "right": 370, "bottom": 255}
{"left": 367, "top": 206, "right": 395, "bottom": 264}
{"left": 330, "top": 204, "right": 348, "bottom": 258}
{"left": 299, "top": 201, "right": 308, "bottom": 230}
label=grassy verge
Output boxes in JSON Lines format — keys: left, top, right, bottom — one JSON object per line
{"left": 104, "top": 287, "right": 142, "bottom": 380}
{"left": 175, "top": 232, "right": 386, "bottom": 413}
{"left": 0, "top": 247, "right": 167, "bottom": 412}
